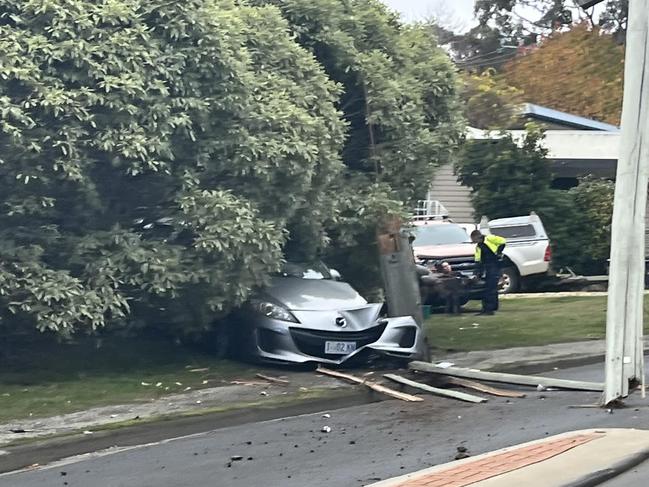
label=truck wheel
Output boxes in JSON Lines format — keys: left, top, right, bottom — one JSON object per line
{"left": 499, "top": 267, "right": 520, "bottom": 294}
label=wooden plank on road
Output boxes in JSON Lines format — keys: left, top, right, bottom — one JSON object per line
{"left": 409, "top": 362, "right": 604, "bottom": 392}
{"left": 446, "top": 377, "right": 526, "bottom": 398}
{"left": 317, "top": 367, "right": 423, "bottom": 402}
{"left": 384, "top": 374, "right": 487, "bottom": 403}
{"left": 256, "top": 373, "right": 290, "bottom": 385}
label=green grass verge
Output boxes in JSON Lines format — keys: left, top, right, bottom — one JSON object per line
{"left": 0, "top": 336, "right": 254, "bottom": 424}
{"left": 426, "top": 295, "right": 649, "bottom": 352}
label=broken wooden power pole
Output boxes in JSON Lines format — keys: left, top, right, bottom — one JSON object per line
{"left": 384, "top": 374, "right": 487, "bottom": 404}
{"left": 316, "top": 367, "right": 423, "bottom": 402}
{"left": 409, "top": 362, "right": 604, "bottom": 392}
{"left": 445, "top": 377, "right": 526, "bottom": 399}
{"left": 377, "top": 219, "right": 424, "bottom": 325}
{"left": 603, "top": 0, "right": 649, "bottom": 405}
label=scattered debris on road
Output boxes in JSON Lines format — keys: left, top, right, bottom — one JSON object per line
{"left": 321, "top": 426, "right": 332, "bottom": 433}
{"left": 446, "top": 377, "right": 526, "bottom": 398}
{"left": 455, "top": 446, "right": 471, "bottom": 460}
{"left": 384, "top": 374, "right": 486, "bottom": 404}
{"left": 229, "top": 380, "right": 270, "bottom": 387}
{"left": 256, "top": 373, "right": 290, "bottom": 385}
{"left": 316, "top": 367, "right": 423, "bottom": 402}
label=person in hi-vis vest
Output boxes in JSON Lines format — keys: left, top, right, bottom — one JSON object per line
{"left": 470, "top": 230, "right": 506, "bottom": 316}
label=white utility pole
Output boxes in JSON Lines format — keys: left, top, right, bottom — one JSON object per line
{"left": 604, "top": 0, "right": 649, "bottom": 405}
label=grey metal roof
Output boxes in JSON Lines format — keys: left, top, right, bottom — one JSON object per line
{"left": 523, "top": 103, "right": 620, "bottom": 132}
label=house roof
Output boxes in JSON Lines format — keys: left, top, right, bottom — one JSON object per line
{"left": 466, "top": 128, "right": 620, "bottom": 161}
{"left": 523, "top": 103, "right": 620, "bottom": 132}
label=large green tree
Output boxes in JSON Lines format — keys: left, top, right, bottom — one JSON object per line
{"left": 456, "top": 127, "right": 552, "bottom": 219}
{"left": 567, "top": 178, "right": 615, "bottom": 274}
{"left": 0, "top": 0, "right": 345, "bottom": 335}
{"left": 475, "top": 0, "right": 628, "bottom": 44}
{"left": 461, "top": 70, "right": 525, "bottom": 129}
{"left": 503, "top": 23, "right": 624, "bottom": 125}
{"left": 253, "top": 0, "right": 464, "bottom": 293}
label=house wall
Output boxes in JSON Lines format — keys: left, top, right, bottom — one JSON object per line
{"left": 427, "top": 163, "right": 474, "bottom": 223}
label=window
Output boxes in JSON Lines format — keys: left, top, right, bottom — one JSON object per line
{"left": 280, "top": 262, "right": 332, "bottom": 280}
{"left": 412, "top": 224, "right": 471, "bottom": 246}
{"left": 491, "top": 225, "right": 536, "bottom": 239}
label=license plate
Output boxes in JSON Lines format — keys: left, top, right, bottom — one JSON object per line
{"left": 325, "top": 341, "right": 357, "bottom": 355}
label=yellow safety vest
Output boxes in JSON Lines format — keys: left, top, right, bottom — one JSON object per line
{"left": 474, "top": 234, "right": 506, "bottom": 262}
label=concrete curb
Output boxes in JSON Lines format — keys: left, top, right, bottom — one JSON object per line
{"left": 367, "top": 430, "right": 599, "bottom": 487}
{"left": 369, "top": 429, "right": 649, "bottom": 487}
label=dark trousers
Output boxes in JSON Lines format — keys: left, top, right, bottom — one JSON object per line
{"left": 482, "top": 263, "right": 501, "bottom": 313}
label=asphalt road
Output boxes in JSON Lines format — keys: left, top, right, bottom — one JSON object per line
{"left": 603, "top": 460, "right": 649, "bottom": 486}
{"left": 3, "top": 362, "right": 649, "bottom": 487}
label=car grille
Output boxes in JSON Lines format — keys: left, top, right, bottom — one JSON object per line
{"left": 419, "top": 256, "right": 478, "bottom": 276}
{"left": 290, "top": 323, "right": 387, "bottom": 360}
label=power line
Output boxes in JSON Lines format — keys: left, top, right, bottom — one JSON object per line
{"left": 455, "top": 47, "right": 508, "bottom": 64}
{"left": 456, "top": 52, "right": 517, "bottom": 69}
{"left": 455, "top": 46, "right": 518, "bottom": 68}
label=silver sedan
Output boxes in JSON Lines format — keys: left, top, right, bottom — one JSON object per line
{"left": 232, "top": 263, "right": 428, "bottom": 365}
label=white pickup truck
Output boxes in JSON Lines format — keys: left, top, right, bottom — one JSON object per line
{"left": 412, "top": 209, "right": 552, "bottom": 294}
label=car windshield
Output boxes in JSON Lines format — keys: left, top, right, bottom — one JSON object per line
{"left": 279, "top": 262, "right": 332, "bottom": 280}
{"left": 412, "top": 224, "right": 471, "bottom": 246}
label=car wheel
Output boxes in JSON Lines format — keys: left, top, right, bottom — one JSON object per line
{"left": 499, "top": 267, "right": 520, "bottom": 294}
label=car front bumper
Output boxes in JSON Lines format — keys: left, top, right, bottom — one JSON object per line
{"left": 242, "top": 314, "right": 426, "bottom": 365}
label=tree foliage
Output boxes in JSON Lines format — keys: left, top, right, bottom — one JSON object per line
{"left": 0, "top": 0, "right": 345, "bottom": 335}
{"left": 0, "top": 0, "right": 462, "bottom": 334}
{"left": 433, "top": 23, "right": 519, "bottom": 71}
{"left": 462, "top": 70, "right": 525, "bottom": 129}
{"left": 252, "top": 0, "right": 464, "bottom": 293}
{"left": 475, "top": 0, "right": 628, "bottom": 44}
{"left": 503, "top": 23, "right": 624, "bottom": 125}
{"left": 457, "top": 127, "right": 552, "bottom": 219}
{"left": 567, "top": 177, "right": 614, "bottom": 273}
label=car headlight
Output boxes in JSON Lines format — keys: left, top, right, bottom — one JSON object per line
{"left": 250, "top": 300, "right": 298, "bottom": 323}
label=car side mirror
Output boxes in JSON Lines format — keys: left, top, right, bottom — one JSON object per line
{"left": 330, "top": 269, "right": 342, "bottom": 281}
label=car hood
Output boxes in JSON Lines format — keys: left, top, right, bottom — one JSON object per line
{"left": 413, "top": 243, "right": 475, "bottom": 259}
{"left": 265, "top": 277, "right": 368, "bottom": 311}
